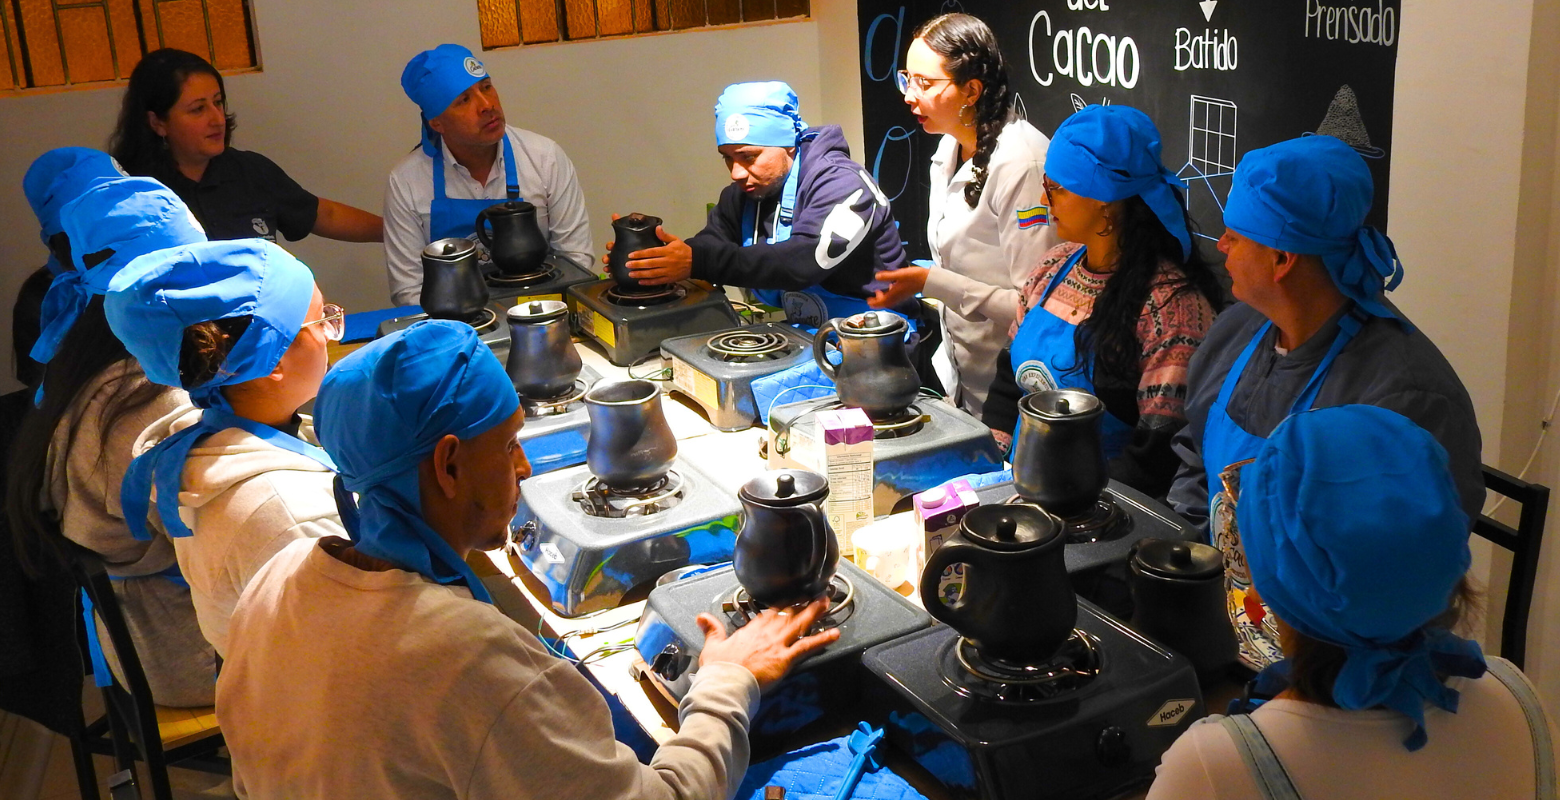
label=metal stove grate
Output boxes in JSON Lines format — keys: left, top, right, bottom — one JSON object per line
{"left": 605, "top": 284, "right": 687, "bottom": 307}
{"left": 521, "top": 380, "right": 588, "bottom": 417}
{"left": 944, "top": 629, "right": 1102, "bottom": 704}
{"left": 573, "top": 470, "right": 687, "bottom": 518}
{"left": 487, "top": 265, "right": 556, "bottom": 287}
{"left": 1005, "top": 495, "right": 1133, "bottom": 544}
{"left": 723, "top": 573, "right": 857, "bottom": 631}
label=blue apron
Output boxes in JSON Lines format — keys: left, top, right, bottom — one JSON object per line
{"left": 1204, "top": 308, "right": 1364, "bottom": 670}
{"left": 742, "top": 136, "right": 879, "bottom": 330}
{"left": 1008, "top": 247, "right": 1134, "bottom": 456}
{"left": 430, "top": 134, "right": 521, "bottom": 267}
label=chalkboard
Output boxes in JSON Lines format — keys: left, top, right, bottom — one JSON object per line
{"left": 859, "top": 0, "right": 1401, "bottom": 261}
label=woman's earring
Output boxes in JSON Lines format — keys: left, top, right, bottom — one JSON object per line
{"left": 1098, "top": 216, "right": 1116, "bottom": 237}
{"left": 959, "top": 103, "right": 976, "bottom": 127}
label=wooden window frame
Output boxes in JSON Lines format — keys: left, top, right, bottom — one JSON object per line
{"left": 478, "top": 0, "right": 809, "bottom": 51}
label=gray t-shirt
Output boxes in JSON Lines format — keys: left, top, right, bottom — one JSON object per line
{"left": 1169, "top": 302, "right": 1484, "bottom": 531}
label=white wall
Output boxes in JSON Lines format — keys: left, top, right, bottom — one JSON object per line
{"left": 0, "top": 0, "right": 854, "bottom": 392}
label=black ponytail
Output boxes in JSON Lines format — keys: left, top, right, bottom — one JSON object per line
{"left": 914, "top": 13, "right": 1011, "bottom": 207}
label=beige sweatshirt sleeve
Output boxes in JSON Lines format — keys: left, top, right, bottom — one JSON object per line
{"left": 466, "top": 660, "right": 759, "bottom": 800}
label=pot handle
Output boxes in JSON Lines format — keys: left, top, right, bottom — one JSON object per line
{"left": 475, "top": 208, "right": 494, "bottom": 249}
{"left": 920, "top": 538, "right": 975, "bottom": 629}
{"left": 813, "top": 318, "right": 844, "bottom": 380}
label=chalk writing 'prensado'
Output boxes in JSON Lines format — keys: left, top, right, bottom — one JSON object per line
{"left": 1305, "top": 0, "right": 1397, "bottom": 46}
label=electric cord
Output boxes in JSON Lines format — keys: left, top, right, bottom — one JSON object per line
{"left": 1486, "top": 383, "right": 1560, "bottom": 516}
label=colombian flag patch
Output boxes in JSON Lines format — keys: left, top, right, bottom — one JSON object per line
{"left": 1017, "top": 206, "right": 1050, "bottom": 229}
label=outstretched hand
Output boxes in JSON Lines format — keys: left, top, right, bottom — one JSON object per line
{"left": 622, "top": 226, "right": 693, "bottom": 285}
{"left": 697, "top": 598, "right": 839, "bottom": 690}
{"left": 869, "top": 266, "right": 929, "bottom": 309}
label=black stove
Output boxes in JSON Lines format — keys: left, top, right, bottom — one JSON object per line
{"left": 567, "top": 279, "right": 741, "bottom": 367}
{"left": 862, "top": 598, "right": 1203, "bottom": 799}
{"left": 661, "top": 323, "right": 816, "bottom": 431}
{"left": 635, "top": 558, "right": 933, "bottom": 753}
{"left": 482, "top": 254, "right": 597, "bottom": 304}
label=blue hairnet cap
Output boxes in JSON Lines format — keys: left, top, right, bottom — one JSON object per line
{"left": 104, "top": 239, "right": 316, "bottom": 409}
{"left": 23, "top": 147, "right": 128, "bottom": 272}
{"left": 1224, "top": 136, "right": 1404, "bottom": 318}
{"left": 715, "top": 81, "right": 806, "bottom": 147}
{"left": 1045, "top": 105, "right": 1192, "bottom": 260}
{"left": 315, "top": 319, "right": 519, "bottom": 602}
{"left": 31, "top": 177, "right": 207, "bottom": 367}
{"left": 401, "top": 44, "right": 489, "bottom": 156}
{"left": 1238, "top": 404, "right": 1482, "bottom": 750}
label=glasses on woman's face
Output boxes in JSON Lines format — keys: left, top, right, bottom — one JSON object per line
{"left": 1041, "top": 175, "right": 1066, "bottom": 202}
{"left": 300, "top": 303, "right": 345, "bottom": 342}
{"left": 896, "top": 70, "right": 955, "bottom": 97}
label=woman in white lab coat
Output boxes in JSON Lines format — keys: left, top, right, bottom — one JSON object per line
{"left": 870, "top": 13, "right": 1057, "bottom": 417}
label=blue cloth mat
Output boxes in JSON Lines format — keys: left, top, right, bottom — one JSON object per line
{"left": 736, "top": 731, "right": 928, "bottom": 800}
{"left": 343, "top": 305, "right": 420, "bottom": 343}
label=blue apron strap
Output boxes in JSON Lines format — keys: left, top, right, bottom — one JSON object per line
{"left": 1215, "top": 321, "right": 1274, "bottom": 415}
{"left": 1041, "top": 248, "right": 1086, "bottom": 303}
{"left": 80, "top": 589, "right": 113, "bottom": 688}
{"left": 432, "top": 140, "right": 447, "bottom": 203}
{"left": 1291, "top": 307, "right": 1365, "bottom": 413}
{"left": 1218, "top": 715, "right": 1304, "bottom": 800}
{"left": 501, "top": 134, "right": 520, "bottom": 200}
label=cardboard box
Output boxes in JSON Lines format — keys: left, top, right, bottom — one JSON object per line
{"left": 913, "top": 479, "right": 980, "bottom": 603}
{"left": 815, "top": 407, "right": 874, "bottom": 554}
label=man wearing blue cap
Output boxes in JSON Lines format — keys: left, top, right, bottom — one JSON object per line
{"left": 1149, "top": 406, "right": 1553, "bottom": 798}
{"left": 1165, "top": 135, "right": 1482, "bottom": 670}
{"left": 609, "top": 81, "right": 913, "bottom": 329}
{"left": 385, "top": 44, "right": 592, "bottom": 307}
{"left": 217, "top": 320, "right": 838, "bottom": 798}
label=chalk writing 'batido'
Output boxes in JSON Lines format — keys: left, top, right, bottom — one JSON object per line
{"left": 1029, "top": 12, "right": 1141, "bottom": 90}
{"left": 1305, "top": 0, "right": 1397, "bottom": 46}
{"left": 1174, "top": 28, "right": 1237, "bottom": 71}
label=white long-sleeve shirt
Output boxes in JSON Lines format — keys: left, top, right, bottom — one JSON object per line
{"left": 383, "top": 125, "right": 595, "bottom": 307}
{"left": 920, "top": 116, "right": 1057, "bottom": 416}
{"left": 220, "top": 538, "right": 761, "bottom": 800}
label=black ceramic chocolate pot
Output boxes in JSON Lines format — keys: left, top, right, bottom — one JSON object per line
{"left": 1128, "top": 539, "right": 1237, "bottom": 680}
{"left": 476, "top": 200, "right": 549, "bottom": 277}
{"left": 606, "top": 213, "right": 665, "bottom": 294}
{"left": 733, "top": 470, "right": 839, "bottom": 608}
{"left": 920, "top": 504, "right": 1077, "bottom": 664}
{"left": 420, "top": 238, "right": 490, "bottom": 321}
{"left": 1012, "top": 389, "right": 1109, "bottom": 518}
{"left": 583, "top": 380, "right": 677, "bottom": 492}
{"left": 813, "top": 311, "right": 920, "bottom": 419}
{"left": 505, "top": 300, "right": 582, "bottom": 399}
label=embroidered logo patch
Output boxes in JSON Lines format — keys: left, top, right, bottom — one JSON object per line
{"left": 1015, "top": 359, "right": 1059, "bottom": 393}
{"left": 1017, "top": 205, "right": 1050, "bottom": 229}
{"left": 464, "top": 57, "right": 486, "bottom": 78}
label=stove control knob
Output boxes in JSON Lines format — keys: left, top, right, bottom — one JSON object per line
{"left": 1096, "top": 726, "right": 1131, "bottom": 767}
{"left": 651, "top": 644, "right": 689, "bottom": 681}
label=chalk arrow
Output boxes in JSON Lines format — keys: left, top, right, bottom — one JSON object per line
{"left": 1199, "top": 0, "right": 1217, "bottom": 21}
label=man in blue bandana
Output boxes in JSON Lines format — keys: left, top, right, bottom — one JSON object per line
{"left": 609, "top": 81, "right": 915, "bottom": 329}
{"left": 384, "top": 44, "right": 593, "bottom": 307}
{"left": 217, "top": 320, "right": 839, "bottom": 799}
{"left": 1149, "top": 406, "right": 1553, "bottom": 797}
{"left": 1165, "top": 135, "right": 1482, "bottom": 671}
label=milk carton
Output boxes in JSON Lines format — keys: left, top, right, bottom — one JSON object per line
{"left": 815, "top": 407, "right": 874, "bottom": 554}
{"left": 913, "top": 480, "right": 980, "bottom": 603}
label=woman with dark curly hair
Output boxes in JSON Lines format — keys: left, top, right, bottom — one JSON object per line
{"left": 110, "top": 48, "right": 382, "bottom": 244}
{"left": 982, "top": 104, "right": 1224, "bottom": 497}
{"left": 869, "top": 13, "right": 1058, "bottom": 417}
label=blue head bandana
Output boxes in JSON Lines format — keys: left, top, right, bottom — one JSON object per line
{"left": 31, "top": 177, "right": 207, "bottom": 368}
{"left": 715, "top": 82, "right": 807, "bottom": 148}
{"left": 107, "top": 239, "right": 324, "bottom": 540}
{"left": 1045, "top": 105, "right": 1192, "bottom": 260}
{"left": 1238, "top": 405, "right": 1484, "bottom": 751}
{"left": 401, "top": 44, "right": 489, "bottom": 157}
{"left": 23, "top": 148, "right": 129, "bottom": 274}
{"left": 315, "top": 320, "right": 519, "bottom": 604}
{"left": 1224, "top": 135, "right": 1403, "bottom": 319}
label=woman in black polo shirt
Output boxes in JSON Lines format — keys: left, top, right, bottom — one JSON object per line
{"left": 110, "top": 48, "right": 383, "bottom": 244}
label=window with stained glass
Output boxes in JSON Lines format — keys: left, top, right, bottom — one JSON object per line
{"left": 477, "top": 0, "right": 807, "bottom": 49}
{"left": 0, "top": 0, "right": 257, "bottom": 92}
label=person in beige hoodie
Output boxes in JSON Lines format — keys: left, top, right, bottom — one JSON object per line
{"left": 107, "top": 238, "right": 343, "bottom": 660}
{"left": 5, "top": 172, "right": 213, "bottom": 706}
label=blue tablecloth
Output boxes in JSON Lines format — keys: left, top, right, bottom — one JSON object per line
{"left": 343, "top": 305, "right": 420, "bottom": 343}
{"left": 737, "top": 731, "right": 928, "bottom": 800}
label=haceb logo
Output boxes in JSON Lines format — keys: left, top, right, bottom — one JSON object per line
{"left": 1146, "top": 698, "right": 1196, "bottom": 727}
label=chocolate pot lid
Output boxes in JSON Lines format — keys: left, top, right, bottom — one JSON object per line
{"left": 1020, "top": 389, "right": 1103, "bottom": 421}
{"left": 740, "top": 469, "right": 829, "bottom": 507}
{"left": 960, "top": 504, "right": 1061, "bottom": 551}
{"left": 842, "top": 311, "right": 905, "bottom": 335}
{"left": 507, "top": 299, "right": 568, "bottom": 323}
{"left": 1133, "top": 539, "right": 1224, "bottom": 580}
{"left": 615, "top": 212, "right": 663, "bottom": 232}
{"left": 423, "top": 237, "right": 476, "bottom": 261}
{"left": 485, "top": 199, "right": 536, "bottom": 215}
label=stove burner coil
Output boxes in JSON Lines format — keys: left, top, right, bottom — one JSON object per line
{"left": 1005, "top": 495, "right": 1133, "bottom": 544}
{"left": 486, "top": 265, "right": 556, "bottom": 287}
{"left": 447, "top": 306, "right": 499, "bottom": 333}
{"left": 943, "top": 630, "right": 1102, "bottom": 704}
{"left": 724, "top": 573, "right": 856, "bottom": 632}
{"left": 573, "top": 470, "right": 686, "bottom": 518}
{"left": 521, "top": 380, "right": 588, "bottom": 417}
{"left": 605, "top": 283, "right": 687, "bottom": 307}
{"left": 706, "top": 329, "right": 793, "bottom": 361}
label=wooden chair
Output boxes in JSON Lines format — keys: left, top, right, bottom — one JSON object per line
{"left": 73, "top": 548, "right": 228, "bottom": 800}
{"left": 1473, "top": 465, "right": 1550, "bottom": 671}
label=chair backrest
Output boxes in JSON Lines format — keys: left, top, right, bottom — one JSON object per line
{"left": 1473, "top": 465, "right": 1551, "bottom": 670}
{"left": 71, "top": 548, "right": 167, "bottom": 760}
